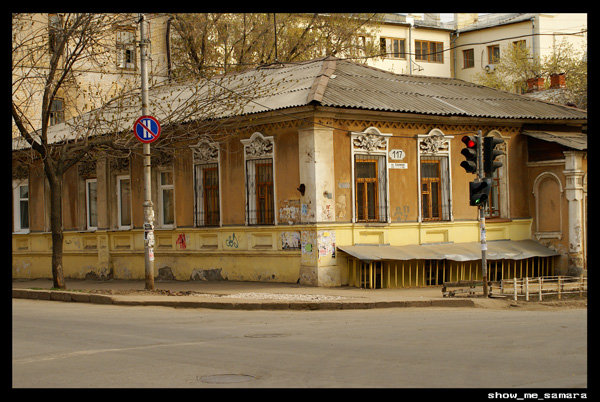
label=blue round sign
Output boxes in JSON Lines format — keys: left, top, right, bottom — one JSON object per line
{"left": 134, "top": 115, "right": 161, "bottom": 143}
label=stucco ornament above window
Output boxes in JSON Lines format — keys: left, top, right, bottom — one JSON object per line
{"left": 190, "top": 135, "right": 219, "bottom": 164}
{"left": 241, "top": 132, "right": 274, "bottom": 159}
{"left": 351, "top": 127, "right": 389, "bottom": 152}
{"left": 419, "top": 129, "right": 450, "bottom": 154}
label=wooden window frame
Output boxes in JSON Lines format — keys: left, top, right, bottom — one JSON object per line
{"left": 415, "top": 40, "right": 444, "bottom": 63}
{"left": 355, "top": 158, "right": 380, "bottom": 223}
{"left": 202, "top": 165, "right": 220, "bottom": 227}
{"left": 462, "top": 48, "right": 474, "bottom": 69}
{"left": 255, "top": 161, "right": 274, "bottom": 225}
{"left": 158, "top": 169, "right": 174, "bottom": 228}
{"left": 116, "top": 175, "right": 131, "bottom": 230}
{"left": 420, "top": 159, "right": 442, "bottom": 221}
{"left": 380, "top": 37, "right": 406, "bottom": 59}
{"left": 487, "top": 44, "right": 500, "bottom": 64}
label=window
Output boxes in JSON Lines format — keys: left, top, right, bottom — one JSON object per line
{"left": 117, "top": 175, "right": 131, "bottom": 229}
{"left": 241, "top": 132, "right": 275, "bottom": 226}
{"left": 49, "top": 99, "right": 64, "bottom": 126}
{"left": 380, "top": 37, "right": 406, "bottom": 59}
{"left": 195, "top": 164, "right": 220, "bottom": 226}
{"left": 487, "top": 45, "right": 500, "bottom": 64}
{"left": 415, "top": 40, "right": 443, "bottom": 63}
{"left": 48, "top": 14, "right": 63, "bottom": 55}
{"left": 13, "top": 180, "right": 29, "bottom": 232}
{"left": 159, "top": 171, "right": 174, "bottom": 227}
{"left": 513, "top": 40, "right": 526, "bottom": 51}
{"left": 354, "top": 154, "right": 387, "bottom": 222}
{"left": 116, "top": 30, "right": 136, "bottom": 69}
{"left": 420, "top": 156, "right": 450, "bottom": 221}
{"left": 86, "top": 179, "right": 97, "bottom": 230}
{"left": 463, "top": 48, "right": 474, "bottom": 68}
{"left": 247, "top": 159, "right": 274, "bottom": 225}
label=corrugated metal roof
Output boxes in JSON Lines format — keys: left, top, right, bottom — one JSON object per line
{"left": 16, "top": 57, "right": 586, "bottom": 150}
{"left": 522, "top": 130, "right": 587, "bottom": 150}
{"left": 338, "top": 239, "right": 559, "bottom": 262}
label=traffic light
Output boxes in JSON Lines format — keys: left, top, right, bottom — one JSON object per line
{"left": 469, "top": 179, "right": 492, "bottom": 206}
{"left": 483, "top": 136, "right": 504, "bottom": 177}
{"left": 460, "top": 135, "right": 479, "bottom": 174}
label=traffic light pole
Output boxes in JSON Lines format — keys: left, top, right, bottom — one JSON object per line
{"left": 477, "top": 130, "right": 488, "bottom": 297}
{"left": 139, "top": 14, "right": 155, "bottom": 291}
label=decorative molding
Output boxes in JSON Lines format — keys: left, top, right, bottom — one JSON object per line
{"left": 241, "top": 132, "right": 274, "bottom": 159}
{"left": 190, "top": 135, "right": 219, "bottom": 164}
{"left": 350, "top": 126, "right": 390, "bottom": 153}
{"left": 418, "top": 128, "right": 450, "bottom": 155}
{"left": 78, "top": 160, "right": 96, "bottom": 178}
{"left": 109, "top": 157, "right": 129, "bottom": 172}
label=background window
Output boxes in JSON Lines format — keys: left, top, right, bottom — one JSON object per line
{"left": 380, "top": 37, "right": 406, "bottom": 59}
{"left": 49, "top": 99, "right": 64, "bottom": 126}
{"left": 117, "top": 30, "right": 136, "bottom": 69}
{"left": 463, "top": 49, "right": 474, "bottom": 68}
{"left": 487, "top": 45, "right": 500, "bottom": 64}
{"left": 415, "top": 40, "right": 444, "bottom": 63}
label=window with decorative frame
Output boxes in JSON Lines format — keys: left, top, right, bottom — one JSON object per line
{"left": 191, "top": 135, "right": 221, "bottom": 227}
{"left": 241, "top": 132, "right": 275, "bottom": 225}
{"left": 351, "top": 127, "right": 390, "bottom": 223}
{"left": 417, "top": 129, "right": 452, "bottom": 222}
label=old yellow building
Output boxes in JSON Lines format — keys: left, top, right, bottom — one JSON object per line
{"left": 12, "top": 57, "right": 587, "bottom": 287}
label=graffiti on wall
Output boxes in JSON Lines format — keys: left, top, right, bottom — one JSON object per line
{"left": 225, "top": 233, "right": 239, "bottom": 248}
{"left": 280, "top": 231, "right": 301, "bottom": 250}
{"left": 318, "top": 230, "right": 336, "bottom": 259}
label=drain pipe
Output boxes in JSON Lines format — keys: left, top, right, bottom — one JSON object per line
{"left": 407, "top": 16, "right": 414, "bottom": 75}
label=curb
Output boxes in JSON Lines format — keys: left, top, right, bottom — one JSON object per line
{"left": 12, "top": 289, "right": 476, "bottom": 310}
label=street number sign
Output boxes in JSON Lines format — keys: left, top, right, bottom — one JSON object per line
{"left": 134, "top": 115, "right": 161, "bottom": 143}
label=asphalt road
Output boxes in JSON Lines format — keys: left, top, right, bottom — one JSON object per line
{"left": 12, "top": 299, "right": 587, "bottom": 389}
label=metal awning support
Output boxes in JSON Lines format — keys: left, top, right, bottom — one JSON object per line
{"left": 337, "top": 239, "right": 558, "bottom": 263}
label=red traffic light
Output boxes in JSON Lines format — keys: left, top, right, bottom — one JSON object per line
{"left": 462, "top": 135, "right": 477, "bottom": 148}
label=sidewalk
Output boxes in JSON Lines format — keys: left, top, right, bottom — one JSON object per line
{"left": 12, "top": 278, "right": 585, "bottom": 310}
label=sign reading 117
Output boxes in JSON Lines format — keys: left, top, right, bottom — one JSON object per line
{"left": 133, "top": 115, "right": 161, "bottom": 144}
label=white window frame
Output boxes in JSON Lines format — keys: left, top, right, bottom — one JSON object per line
{"left": 13, "top": 179, "right": 29, "bottom": 233}
{"left": 158, "top": 168, "right": 175, "bottom": 229}
{"left": 116, "top": 29, "right": 136, "bottom": 70}
{"left": 190, "top": 135, "right": 221, "bottom": 227}
{"left": 417, "top": 128, "right": 454, "bottom": 223}
{"left": 85, "top": 178, "right": 98, "bottom": 231}
{"left": 116, "top": 175, "right": 131, "bottom": 230}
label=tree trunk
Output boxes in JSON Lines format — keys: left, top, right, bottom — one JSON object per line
{"left": 48, "top": 171, "right": 66, "bottom": 289}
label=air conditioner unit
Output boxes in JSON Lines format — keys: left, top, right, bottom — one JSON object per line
{"left": 484, "top": 64, "right": 496, "bottom": 73}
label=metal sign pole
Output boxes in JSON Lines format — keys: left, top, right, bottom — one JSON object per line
{"left": 139, "top": 14, "right": 155, "bottom": 290}
{"left": 477, "top": 129, "right": 488, "bottom": 297}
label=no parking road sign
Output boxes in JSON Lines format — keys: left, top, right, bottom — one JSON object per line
{"left": 134, "top": 115, "right": 161, "bottom": 143}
